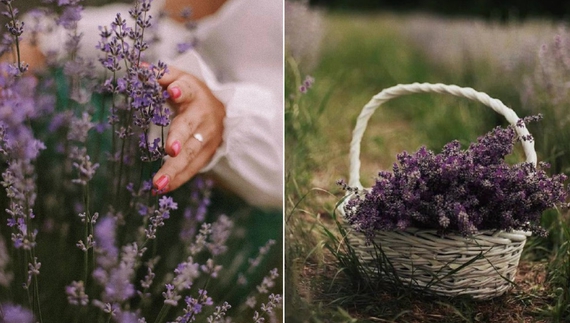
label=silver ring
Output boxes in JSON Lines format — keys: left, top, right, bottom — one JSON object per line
{"left": 192, "top": 133, "right": 204, "bottom": 144}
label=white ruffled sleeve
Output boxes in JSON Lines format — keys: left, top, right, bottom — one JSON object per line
{"left": 152, "top": 0, "right": 285, "bottom": 209}
{"left": 167, "top": 51, "right": 283, "bottom": 209}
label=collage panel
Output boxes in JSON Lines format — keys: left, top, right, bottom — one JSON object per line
{"left": 285, "top": 0, "right": 570, "bottom": 322}
{"left": 0, "top": 0, "right": 283, "bottom": 322}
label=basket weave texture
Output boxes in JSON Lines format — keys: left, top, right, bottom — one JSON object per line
{"left": 339, "top": 83, "right": 535, "bottom": 300}
{"left": 342, "top": 212, "right": 530, "bottom": 299}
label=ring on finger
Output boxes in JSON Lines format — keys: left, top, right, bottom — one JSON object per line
{"left": 192, "top": 133, "right": 204, "bottom": 144}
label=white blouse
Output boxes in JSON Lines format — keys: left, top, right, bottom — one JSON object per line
{"left": 34, "top": 0, "right": 284, "bottom": 208}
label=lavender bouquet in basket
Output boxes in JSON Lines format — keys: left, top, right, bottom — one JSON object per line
{"left": 342, "top": 115, "right": 568, "bottom": 241}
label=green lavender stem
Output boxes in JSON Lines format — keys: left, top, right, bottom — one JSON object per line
{"left": 83, "top": 184, "right": 91, "bottom": 285}
{"left": 153, "top": 304, "right": 171, "bottom": 323}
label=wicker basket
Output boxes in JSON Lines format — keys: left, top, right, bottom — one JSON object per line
{"left": 337, "top": 83, "right": 535, "bottom": 300}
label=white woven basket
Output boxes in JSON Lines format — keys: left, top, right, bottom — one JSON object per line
{"left": 338, "top": 83, "right": 534, "bottom": 300}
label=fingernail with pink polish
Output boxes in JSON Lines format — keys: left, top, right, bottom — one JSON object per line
{"left": 170, "top": 87, "right": 181, "bottom": 99}
{"left": 171, "top": 140, "right": 181, "bottom": 156}
{"left": 155, "top": 175, "right": 169, "bottom": 191}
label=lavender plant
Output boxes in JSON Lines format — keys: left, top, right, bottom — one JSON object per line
{"left": 398, "top": 14, "right": 556, "bottom": 85}
{"left": 174, "top": 6, "right": 197, "bottom": 55}
{"left": 0, "top": 1, "right": 47, "bottom": 321}
{"left": 521, "top": 30, "right": 570, "bottom": 175}
{"left": 342, "top": 116, "right": 568, "bottom": 240}
{"left": 0, "top": 0, "right": 282, "bottom": 322}
{"left": 285, "top": 0, "right": 324, "bottom": 72}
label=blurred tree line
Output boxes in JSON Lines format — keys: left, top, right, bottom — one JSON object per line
{"left": 308, "top": 0, "right": 570, "bottom": 19}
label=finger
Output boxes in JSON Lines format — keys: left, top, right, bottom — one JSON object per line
{"left": 157, "top": 65, "right": 185, "bottom": 86}
{"left": 166, "top": 79, "right": 195, "bottom": 105}
{"left": 164, "top": 111, "right": 200, "bottom": 157}
{"left": 152, "top": 138, "right": 209, "bottom": 192}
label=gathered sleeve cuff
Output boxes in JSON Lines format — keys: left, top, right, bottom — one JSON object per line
{"left": 168, "top": 51, "right": 283, "bottom": 209}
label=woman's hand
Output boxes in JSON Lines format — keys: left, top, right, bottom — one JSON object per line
{"left": 152, "top": 65, "right": 225, "bottom": 193}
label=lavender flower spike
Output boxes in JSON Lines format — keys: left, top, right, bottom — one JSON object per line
{"left": 0, "top": 303, "right": 35, "bottom": 323}
{"left": 65, "top": 281, "right": 89, "bottom": 306}
{"left": 0, "top": 235, "right": 13, "bottom": 287}
{"left": 172, "top": 290, "right": 214, "bottom": 323}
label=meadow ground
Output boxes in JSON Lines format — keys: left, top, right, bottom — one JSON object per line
{"left": 285, "top": 11, "right": 570, "bottom": 323}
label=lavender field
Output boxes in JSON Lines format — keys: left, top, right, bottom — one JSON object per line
{"left": 0, "top": 0, "right": 282, "bottom": 322}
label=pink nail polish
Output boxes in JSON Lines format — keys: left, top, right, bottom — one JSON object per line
{"left": 171, "top": 140, "right": 181, "bottom": 156}
{"left": 155, "top": 175, "right": 169, "bottom": 191}
{"left": 171, "top": 87, "right": 181, "bottom": 99}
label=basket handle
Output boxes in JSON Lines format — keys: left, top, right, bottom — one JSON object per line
{"left": 349, "top": 82, "right": 537, "bottom": 188}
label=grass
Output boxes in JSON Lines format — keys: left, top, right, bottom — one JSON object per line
{"left": 285, "top": 11, "right": 570, "bottom": 323}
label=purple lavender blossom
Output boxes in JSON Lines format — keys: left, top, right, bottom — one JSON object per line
{"left": 69, "top": 146, "right": 100, "bottom": 185}
{"left": 116, "top": 311, "right": 141, "bottom": 323}
{"left": 0, "top": 33, "right": 14, "bottom": 59}
{"left": 139, "top": 257, "right": 158, "bottom": 292}
{"left": 64, "top": 58, "right": 98, "bottom": 104}
{"left": 200, "top": 258, "right": 222, "bottom": 278}
{"left": 145, "top": 195, "right": 178, "bottom": 239}
{"left": 68, "top": 112, "right": 94, "bottom": 143}
{"left": 299, "top": 75, "right": 315, "bottom": 93}
{"left": 252, "top": 292, "right": 282, "bottom": 323}
{"left": 48, "top": 111, "right": 73, "bottom": 133}
{"left": 55, "top": 0, "right": 81, "bottom": 6}
{"left": 342, "top": 118, "right": 568, "bottom": 239}
{"left": 162, "top": 283, "right": 181, "bottom": 306}
{"left": 0, "top": 66, "right": 47, "bottom": 160}
{"left": 0, "top": 303, "right": 35, "bottom": 323}
{"left": 176, "top": 41, "right": 195, "bottom": 54}
{"left": 175, "top": 6, "right": 198, "bottom": 54}
{"left": 285, "top": 0, "right": 324, "bottom": 71}
{"left": 3, "top": 160, "right": 40, "bottom": 250}
{"left": 0, "top": 123, "right": 8, "bottom": 156}
{"left": 65, "top": 280, "right": 89, "bottom": 306}
{"left": 206, "top": 302, "right": 231, "bottom": 322}
{"left": 247, "top": 240, "right": 276, "bottom": 274}
{"left": 173, "top": 291, "right": 213, "bottom": 323}
{"left": 97, "top": 3, "right": 170, "bottom": 166}
{"left": 207, "top": 215, "right": 232, "bottom": 256}
{"left": 172, "top": 258, "right": 200, "bottom": 291}
{"left": 159, "top": 195, "right": 178, "bottom": 210}
{"left": 100, "top": 243, "right": 140, "bottom": 303}
{"left": 94, "top": 215, "right": 119, "bottom": 273}
{"left": 0, "top": 235, "right": 12, "bottom": 287}
{"left": 0, "top": 1, "right": 27, "bottom": 74}
{"left": 109, "top": 62, "right": 170, "bottom": 162}
{"left": 0, "top": 68, "right": 43, "bottom": 319}
{"left": 57, "top": 5, "right": 82, "bottom": 29}
{"left": 180, "top": 178, "right": 213, "bottom": 242}
{"left": 26, "top": 257, "right": 41, "bottom": 288}
{"left": 189, "top": 223, "right": 211, "bottom": 255}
